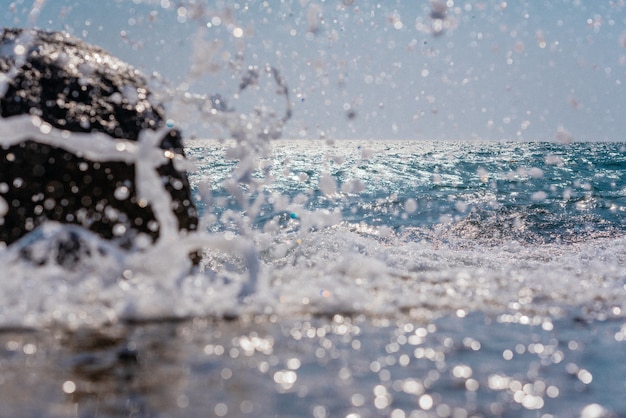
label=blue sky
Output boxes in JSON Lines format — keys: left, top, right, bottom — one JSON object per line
{"left": 3, "top": 0, "right": 626, "bottom": 141}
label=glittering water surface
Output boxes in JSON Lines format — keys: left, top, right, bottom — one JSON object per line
{"left": 1, "top": 140, "right": 625, "bottom": 417}
{"left": 190, "top": 140, "right": 626, "bottom": 238}
{"left": 2, "top": 314, "right": 626, "bottom": 417}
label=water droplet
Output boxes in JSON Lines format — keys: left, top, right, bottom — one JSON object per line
{"left": 418, "top": 394, "right": 433, "bottom": 410}
{"left": 113, "top": 223, "right": 127, "bottom": 236}
{"left": 114, "top": 185, "right": 130, "bottom": 200}
{"left": 405, "top": 198, "right": 417, "bottom": 214}
{"left": 62, "top": 380, "right": 76, "bottom": 394}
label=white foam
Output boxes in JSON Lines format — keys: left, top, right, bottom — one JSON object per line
{"left": 0, "top": 204, "right": 624, "bottom": 329}
{"left": 0, "top": 221, "right": 263, "bottom": 328}
{"left": 249, "top": 225, "right": 626, "bottom": 321}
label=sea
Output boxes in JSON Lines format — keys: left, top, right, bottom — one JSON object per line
{"left": 0, "top": 138, "right": 625, "bottom": 417}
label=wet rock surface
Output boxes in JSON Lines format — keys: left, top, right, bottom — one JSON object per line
{"left": 0, "top": 28, "right": 197, "bottom": 251}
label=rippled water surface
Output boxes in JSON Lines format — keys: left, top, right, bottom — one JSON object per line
{"left": 2, "top": 314, "right": 626, "bottom": 417}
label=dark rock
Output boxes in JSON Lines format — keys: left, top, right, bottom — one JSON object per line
{"left": 0, "top": 28, "right": 198, "bottom": 251}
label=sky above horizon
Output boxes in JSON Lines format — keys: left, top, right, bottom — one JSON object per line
{"left": 3, "top": 0, "right": 626, "bottom": 141}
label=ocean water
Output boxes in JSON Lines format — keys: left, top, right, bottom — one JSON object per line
{"left": 0, "top": 138, "right": 625, "bottom": 417}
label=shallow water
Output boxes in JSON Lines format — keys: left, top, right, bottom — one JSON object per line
{"left": 1, "top": 140, "right": 625, "bottom": 417}
{"left": 1, "top": 313, "right": 625, "bottom": 417}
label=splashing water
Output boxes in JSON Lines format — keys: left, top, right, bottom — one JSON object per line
{"left": 1, "top": 62, "right": 626, "bottom": 329}
{"left": 0, "top": 113, "right": 262, "bottom": 328}
{"left": 1, "top": 2, "right": 626, "bottom": 417}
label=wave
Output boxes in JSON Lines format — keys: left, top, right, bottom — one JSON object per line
{"left": 1, "top": 217, "right": 624, "bottom": 330}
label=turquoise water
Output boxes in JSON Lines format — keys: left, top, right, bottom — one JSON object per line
{"left": 189, "top": 141, "right": 626, "bottom": 240}
{"left": 1, "top": 139, "right": 625, "bottom": 417}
